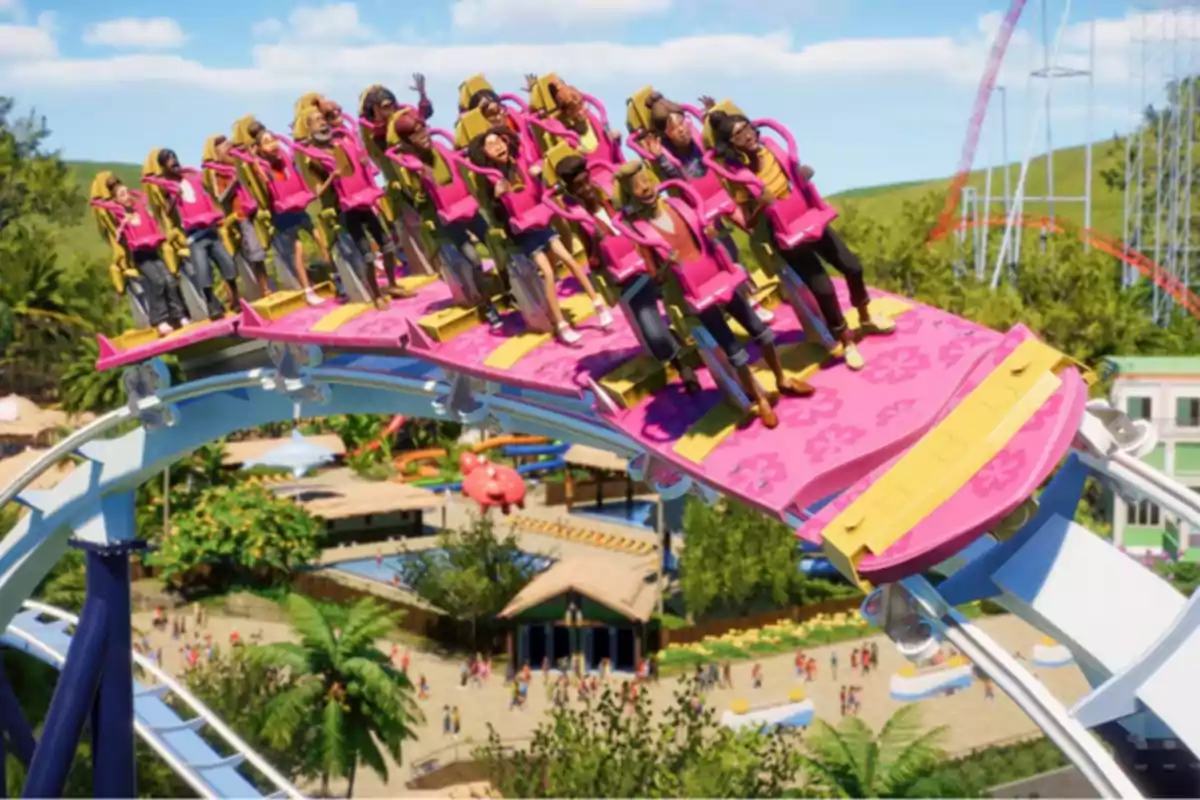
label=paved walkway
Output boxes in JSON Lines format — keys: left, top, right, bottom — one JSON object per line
{"left": 131, "top": 608, "right": 1090, "bottom": 798}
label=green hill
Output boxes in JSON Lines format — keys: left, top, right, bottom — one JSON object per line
{"left": 829, "top": 140, "right": 1127, "bottom": 237}
{"left": 58, "top": 141, "right": 1127, "bottom": 267}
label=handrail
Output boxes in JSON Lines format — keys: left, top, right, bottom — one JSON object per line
{"left": 20, "top": 600, "right": 306, "bottom": 799}
{"left": 4, "top": 609, "right": 217, "bottom": 799}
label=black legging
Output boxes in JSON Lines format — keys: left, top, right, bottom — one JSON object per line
{"left": 342, "top": 208, "right": 396, "bottom": 262}
{"left": 779, "top": 227, "right": 870, "bottom": 337}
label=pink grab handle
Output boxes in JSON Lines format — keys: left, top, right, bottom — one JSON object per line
{"left": 448, "top": 150, "right": 507, "bottom": 183}
{"left": 202, "top": 161, "right": 237, "bottom": 178}
{"left": 580, "top": 93, "right": 611, "bottom": 130}
{"left": 227, "top": 147, "right": 265, "bottom": 169}
{"left": 543, "top": 191, "right": 596, "bottom": 229}
{"left": 702, "top": 151, "right": 767, "bottom": 196}
{"left": 142, "top": 175, "right": 179, "bottom": 194}
{"left": 612, "top": 212, "right": 671, "bottom": 258}
{"left": 656, "top": 180, "right": 706, "bottom": 216}
{"left": 752, "top": 118, "right": 805, "bottom": 186}
{"left": 527, "top": 116, "right": 581, "bottom": 147}
{"left": 499, "top": 93, "right": 529, "bottom": 112}
{"left": 428, "top": 128, "right": 457, "bottom": 148}
{"left": 385, "top": 147, "right": 426, "bottom": 173}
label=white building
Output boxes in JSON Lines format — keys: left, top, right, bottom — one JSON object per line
{"left": 1105, "top": 356, "right": 1200, "bottom": 561}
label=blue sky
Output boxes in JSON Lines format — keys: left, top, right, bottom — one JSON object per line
{"left": 0, "top": 0, "right": 1186, "bottom": 193}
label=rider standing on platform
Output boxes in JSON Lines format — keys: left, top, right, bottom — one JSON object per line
{"left": 103, "top": 175, "right": 190, "bottom": 334}
{"left": 555, "top": 154, "right": 701, "bottom": 394}
{"left": 708, "top": 111, "right": 893, "bottom": 370}
{"left": 616, "top": 160, "right": 813, "bottom": 428}
{"left": 154, "top": 148, "right": 241, "bottom": 317}
{"left": 467, "top": 125, "right": 614, "bottom": 345}
{"left": 298, "top": 106, "right": 410, "bottom": 307}
{"left": 203, "top": 135, "right": 271, "bottom": 297}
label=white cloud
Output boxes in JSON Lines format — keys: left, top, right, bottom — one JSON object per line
{"left": 451, "top": 0, "right": 672, "bottom": 31}
{"left": 0, "top": 11, "right": 55, "bottom": 61}
{"left": 82, "top": 17, "right": 187, "bottom": 50}
{"left": 286, "top": 3, "right": 371, "bottom": 42}
{"left": 1, "top": 3, "right": 1185, "bottom": 104}
{"left": 0, "top": 0, "right": 22, "bottom": 19}
{"left": 252, "top": 18, "right": 285, "bottom": 39}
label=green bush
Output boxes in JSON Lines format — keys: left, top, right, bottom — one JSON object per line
{"left": 148, "top": 481, "right": 321, "bottom": 595}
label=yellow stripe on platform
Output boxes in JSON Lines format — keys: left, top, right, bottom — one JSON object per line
{"left": 820, "top": 337, "right": 1068, "bottom": 590}
{"left": 673, "top": 298, "right": 913, "bottom": 465}
{"left": 484, "top": 294, "right": 598, "bottom": 370}
{"left": 311, "top": 302, "right": 373, "bottom": 333}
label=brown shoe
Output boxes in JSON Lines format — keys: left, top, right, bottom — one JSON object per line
{"left": 779, "top": 377, "right": 816, "bottom": 397}
{"left": 757, "top": 397, "right": 779, "bottom": 428}
{"left": 373, "top": 297, "right": 390, "bottom": 311}
{"left": 387, "top": 284, "right": 414, "bottom": 299}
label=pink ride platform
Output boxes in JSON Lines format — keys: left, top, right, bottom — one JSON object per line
{"left": 109, "top": 273, "right": 1086, "bottom": 583}
{"left": 95, "top": 314, "right": 241, "bottom": 372}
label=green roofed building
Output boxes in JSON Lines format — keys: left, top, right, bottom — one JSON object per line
{"left": 1102, "top": 356, "right": 1200, "bottom": 562}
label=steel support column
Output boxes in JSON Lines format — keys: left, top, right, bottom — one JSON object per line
{"left": 0, "top": 662, "right": 36, "bottom": 768}
{"left": 87, "top": 541, "right": 140, "bottom": 799}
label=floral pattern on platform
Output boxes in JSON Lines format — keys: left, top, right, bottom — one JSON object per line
{"left": 726, "top": 452, "right": 789, "bottom": 496}
{"left": 875, "top": 398, "right": 918, "bottom": 428}
{"left": 1022, "top": 389, "right": 1065, "bottom": 432}
{"left": 936, "top": 332, "right": 987, "bottom": 369}
{"left": 969, "top": 449, "right": 1028, "bottom": 498}
{"left": 733, "top": 390, "right": 846, "bottom": 443}
{"left": 861, "top": 346, "right": 931, "bottom": 386}
{"left": 804, "top": 424, "right": 867, "bottom": 464}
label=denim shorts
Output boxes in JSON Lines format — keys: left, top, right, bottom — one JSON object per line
{"left": 511, "top": 225, "right": 558, "bottom": 258}
{"left": 273, "top": 210, "right": 312, "bottom": 233}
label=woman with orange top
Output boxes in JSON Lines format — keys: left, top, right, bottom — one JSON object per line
{"left": 709, "top": 111, "right": 893, "bottom": 370}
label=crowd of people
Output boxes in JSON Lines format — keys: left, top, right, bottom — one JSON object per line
{"left": 90, "top": 71, "right": 898, "bottom": 429}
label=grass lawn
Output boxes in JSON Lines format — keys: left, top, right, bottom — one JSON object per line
{"left": 829, "top": 139, "right": 1128, "bottom": 238}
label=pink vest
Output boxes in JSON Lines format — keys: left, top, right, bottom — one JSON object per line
{"left": 172, "top": 170, "right": 224, "bottom": 231}
{"left": 263, "top": 151, "right": 314, "bottom": 214}
{"left": 119, "top": 196, "right": 166, "bottom": 252}
{"left": 329, "top": 145, "right": 383, "bottom": 211}
{"left": 630, "top": 197, "right": 743, "bottom": 311}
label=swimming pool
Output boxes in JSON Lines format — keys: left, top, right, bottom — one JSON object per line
{"left": 326, "top": 549, "right": 555, "bottom": 589}
{"left": 569, "top": 499, "right": 658, "bottom": 531}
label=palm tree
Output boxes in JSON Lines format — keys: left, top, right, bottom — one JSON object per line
{"left": 247, "top": 594, "right": 422, "bottom": 797}
{"left": 798, "top": 704, "right": 949, "bottom": 798}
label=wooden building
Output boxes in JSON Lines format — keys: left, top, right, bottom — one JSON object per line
{"left": 499, "top": 558, "right": 660, "bottom": 673}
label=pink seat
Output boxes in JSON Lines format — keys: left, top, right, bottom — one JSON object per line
{"left": 670, "top": 254, "right": 743, "bottom": 313}
{"left": 597, "top": 236, "right": 648, "bottom": 283}
{"left": 616, "top": 186, "right": 747, "bottom": 315}
{"left": 765, "top": 186, "right": 838, "bottom": 250}
{"left": 451, "top": 153, "right": 554, "bottom": 235}
{"left": 387, "top": 147, "right": 481, "bottom": 225}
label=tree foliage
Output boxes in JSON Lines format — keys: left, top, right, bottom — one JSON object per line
{"left": 678, "top": 498, "right": 808, "bottom": 618}
{"left": 147, "top": 480, "right": 321, "bottom": 594}
{"left": 476, "top": 677, "right": 804, "bottom": 798}
{"left": 400, "top": 516, "right": 546, "bottom": 641}
{"left": 0, "top": 97, "right": 127, "bottom": 406}
{"left": 797, "top": 704, "right": 949, "bottom": 798}
{"left": 181, "top": 643, "right": 319, "bottom": 786}
{"left": 244, "top": 594, "right": 422, "bottom": 798}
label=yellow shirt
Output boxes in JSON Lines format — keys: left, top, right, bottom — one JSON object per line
{"left": 729, "top": 146, "right": 792, "bottom": 205}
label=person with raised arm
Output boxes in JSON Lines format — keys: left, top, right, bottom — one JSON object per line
{"left": 361, "top": 75, "right": 434, "bottom": 156}
{"left": 467, "top": 125, "right": 613, "bottom": 345}
{"left": 92, "top": 174, "right": 190, "bottom": 335}
{"left": 708, "top": 111, "right": 893, "bottom": 370}
{"left": 148, "top": 148, "right": 241, "bottom": 317}
{"left": 554, "top": 154, "right": 701, "bottom": 394}
{"left": 526, "top": 75, "right": 622, "bottom": 164}
{"left": 387, "top": 109, "right": 504, "bottom": 329}
{"left": 614, "top": 160, "right": 813, "bottom": 429}
{"left": 202, "top": 134, "right": 271, "bottom": 297}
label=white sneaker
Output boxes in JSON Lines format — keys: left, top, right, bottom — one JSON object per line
{"left": 754, "top": 302, "right": 774, "bottom": 323}
{"left": 156, "top": 323, "right": 174, "bottom": 336}
{"left": 305, "top": 288, "right": 325, "bottom": 306}
{"left": 595, "top": 302, "right": 614, "bottom": 329}
{"left": 179, "top": 317, "right": 192, "bottom": 327}
{"left": 556, "top": 323, "right": 582, "bottom": 345}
